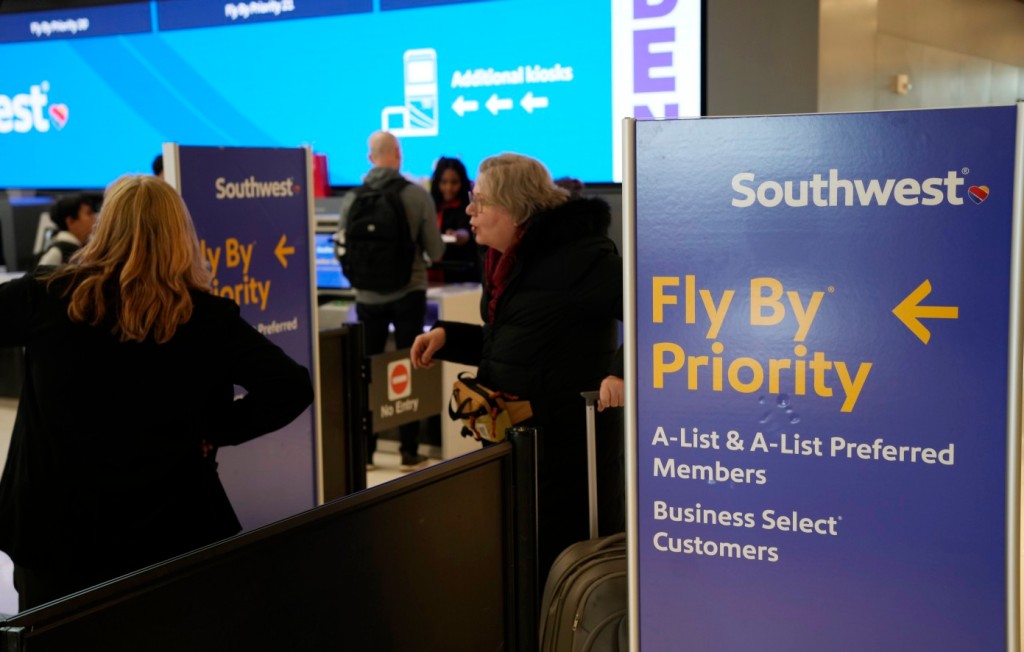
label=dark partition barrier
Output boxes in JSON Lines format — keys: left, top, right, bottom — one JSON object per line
{"left": 0, "top": 195, "right": 52, "bottom": 399}
{"left": 318, "top": 323, "right": 369, "bottom": 500}
{"left": 508, "top": 426, "right": 539, "bottom": 649}
{"left": 0, "top": 430, "right": 538, "bottom": 652}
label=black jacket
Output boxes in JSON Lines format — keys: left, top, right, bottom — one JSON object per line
{"left": 0, "top": 275, "right": 313, "bottom": 575}
{"left": 436, "top": 200, "right": 480, "bottom": 283}
{"left": 435, "top": 196, "right": 623, "bottom": 572}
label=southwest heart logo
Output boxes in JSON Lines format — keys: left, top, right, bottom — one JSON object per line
{"left": 968, "top": 185, "right": 989, "bottom": 204}
{"left": 48, "top": 103, "right": 69, "bottom": 129}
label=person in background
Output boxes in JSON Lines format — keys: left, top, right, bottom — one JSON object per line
{"left": 0, "top": 175, "right": 314, "bottom": 611}
{"left": 410, "top": 153, "right": 624, "bottom": 579}
{"left": 35, "top": 194, "right": 97, "bottom": 268}
{"left": 429, "top": 157, "right": 479, "bottom": 283}
{"left": 152, "top": 154, "right": 164, "bottom": 179}
{"left": 553, "top": 176, "right": 585, "bottom": 198}
{"left": 337, "top": 131, "right": 444, "bottom": 472}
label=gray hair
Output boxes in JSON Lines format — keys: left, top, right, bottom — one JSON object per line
{"left": 478, "top": 153, "right": 569, "bottom": 225}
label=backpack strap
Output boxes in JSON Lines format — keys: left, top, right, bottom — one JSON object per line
{"left": 448, "top": 372, "right": 533, "bottom": 440}
{"left": 448, "top": 373, "right": 492, "bottom": 421}
{"left": 33, "top": 239, "right": 79, "bottom": 269}
{"left": 385, "top": 176, "right": 410, "bottom": 192}
{"left": 52, "top": 240, "right": 80, "bottom": 262}
{"left": 448, "top": 392, "right": 484, "bottom": 421}
{"left": 356, "top": 176, "right": 409, "bottom": 197}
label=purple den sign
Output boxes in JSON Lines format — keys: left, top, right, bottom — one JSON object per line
{"left": 167, "top": 144, "right": 320, "bottom": 531}
{"left": 623, "top": 105, "right": 1024, "bottom": 651}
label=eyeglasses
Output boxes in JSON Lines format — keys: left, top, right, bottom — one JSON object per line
{"left": 468, "top": 191, "right": 487, "bottom": 209}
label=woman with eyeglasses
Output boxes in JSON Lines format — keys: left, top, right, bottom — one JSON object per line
{"left": 411, "top": 153, "right": 624, "bottom": 579}
{"left": 0, "top": 174, "right": 314, "bottom": 610}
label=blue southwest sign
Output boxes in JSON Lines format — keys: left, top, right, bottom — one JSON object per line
{"left": 176, "top": 145, "right": 318, "bottom": 531}
{"left": 629, "top": 105, "right": 1022, "bottom": 650}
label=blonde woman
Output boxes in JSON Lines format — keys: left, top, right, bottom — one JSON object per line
{"left": 411, "top": 153, "right": 624, "bottom": 579}
{"left": 0, "top": 175, "right": 313, "bottom": 610}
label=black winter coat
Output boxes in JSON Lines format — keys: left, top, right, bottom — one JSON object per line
{"left": 435, "top": 196, "right": 623, "bottom": 574}
{"left": 0, "top": 275, "right": 313, "bottom": 587}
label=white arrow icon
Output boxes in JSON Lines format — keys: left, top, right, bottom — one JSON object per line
{"left": 520, "top": 91, "right": 549, "bottom": 113}
{"left": 452, "top": 95, "right": 479, "bottom": 117}
{"left": 485, "top": 94, "right": 513, "bottom": 115}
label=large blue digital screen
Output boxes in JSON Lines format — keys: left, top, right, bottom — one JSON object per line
{"left": 0, "top": 0, "right": 702, "bottom": 188}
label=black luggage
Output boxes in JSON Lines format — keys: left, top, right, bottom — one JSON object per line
{"left": 538, "top": 391, "right": 628, "bottom": 652}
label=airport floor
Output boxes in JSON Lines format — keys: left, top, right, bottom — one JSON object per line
{"left": 0, "top": 398, "right": 16, "bottom": 615}
{"left": 0, "top": 398, "right": 435, "bottom": 616}
{"left": 366, "top": 447, "right": 440, "bottom": 486}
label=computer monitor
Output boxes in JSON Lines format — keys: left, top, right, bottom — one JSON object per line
{"left": 314, "top": 231, "right": 351, "bottom": 295}
{"left": 0, "top": 196, "right": 55, "bottom": 272}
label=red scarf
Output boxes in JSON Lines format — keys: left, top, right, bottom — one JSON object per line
{"left": 429, "top": 199, "right": 466, "bottom": 283}
{"left": 483, "top": 226, "right": 526, "bottom": 322}
{"left": 437, "top": 198, "right": 462, "bottom": 230}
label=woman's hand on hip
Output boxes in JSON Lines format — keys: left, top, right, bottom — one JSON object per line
{"left": 598, "top": 375, "right": 624, "bottom": 412}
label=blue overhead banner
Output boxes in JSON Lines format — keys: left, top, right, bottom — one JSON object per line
{"left": 172, "top": 145, "right": 319, "bottom": 531}
{"left": 627, "top": 106, "right": 1023, "bottom": 650}
{"left": 0, "top": 0, "right": 701, "bottom": 187}
{"left": 0, "top": 4, "right": 152, "bottom": 44}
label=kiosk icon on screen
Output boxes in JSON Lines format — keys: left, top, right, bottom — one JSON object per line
{"left": 381, "top": 48, "right": 439, "bottom": 137}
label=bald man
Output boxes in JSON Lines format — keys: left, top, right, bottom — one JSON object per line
{"left": 368, "top": 130, "right": 401, "bottom": 167}
{"left": 336, "top": 131, "right": 444, "bottom": 471}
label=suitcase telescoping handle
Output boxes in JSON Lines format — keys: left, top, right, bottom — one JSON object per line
{"left": 581, "top": 390, "right": 601, "bottom": 539}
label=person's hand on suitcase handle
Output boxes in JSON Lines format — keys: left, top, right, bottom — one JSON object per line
{"left": 597, "top": 375, "right": 624, "bottom": 411}
{"left": 411, "top": 327, "right": 446, "bottom": 369}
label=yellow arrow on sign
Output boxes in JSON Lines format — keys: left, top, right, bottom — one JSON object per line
{"left": 892, "top": 279, "right": 958, "bottom": 344}
{"left": 274, "top": 234, "right": 295, "bottom": 268}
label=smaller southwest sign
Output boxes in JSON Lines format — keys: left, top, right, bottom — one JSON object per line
{"left": 369, "top": 348, "right": 442, "bottom": 433}
{"left": 388, "top": 359, "right": 412, "bottom": 400}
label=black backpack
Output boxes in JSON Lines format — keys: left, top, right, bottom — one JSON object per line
{"left": 339, "top": 177, "right": 415, "bottom": 293}
{"left": 32, "top": 239, "right": 80, "bottom": 270}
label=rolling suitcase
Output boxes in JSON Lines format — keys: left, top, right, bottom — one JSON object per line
{"left": 538, "top": 391, "right": 628, "bottom": 652}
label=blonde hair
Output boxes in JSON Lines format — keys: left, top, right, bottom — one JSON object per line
{"left": 46, "top": 174, "right": 212, "bottom": 344}
{"left": 478, "top": 153, "right": 569, "bottom": 225}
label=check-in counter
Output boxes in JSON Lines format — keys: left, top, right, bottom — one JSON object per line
{"left": 426, "top": 284, "right": 484, "bottom": 460}
{"left": 316, "top": 283, "right": 483, "bottom": 461}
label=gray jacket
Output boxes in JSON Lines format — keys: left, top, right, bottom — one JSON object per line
{"left": 336, "top": 166, "right": 444, "bottom": 304}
